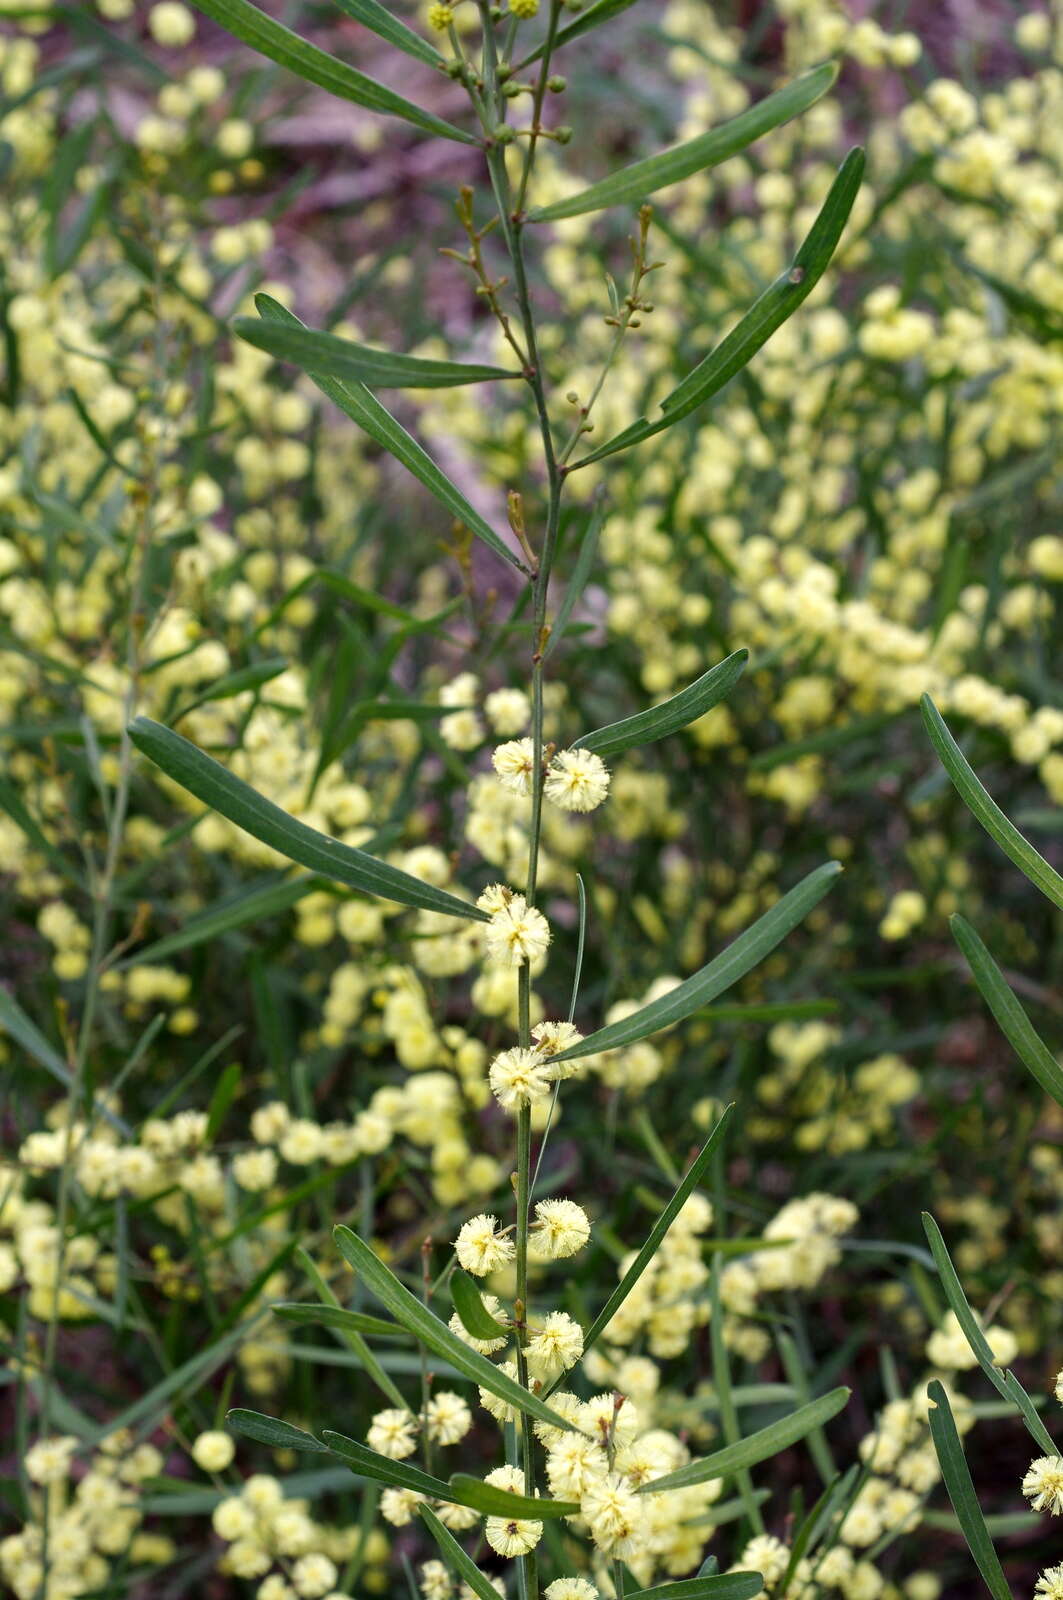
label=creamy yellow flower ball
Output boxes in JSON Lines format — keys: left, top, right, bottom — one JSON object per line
{"left": 148, "top": 1, "right": 195, "bottom": 45}
{"left": 192, "top": 1430, "right": 235, "bottom": 1472}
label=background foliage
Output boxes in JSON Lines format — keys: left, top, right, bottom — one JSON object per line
{"left": 4, "top": 0, "right": 1063, "bottom": 1597}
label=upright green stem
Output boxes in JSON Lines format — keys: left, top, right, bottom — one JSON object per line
{"left": 37, "top": 268, "right": 163, "bottom": 1600}
{"left": 471, "top": 14, "right": 571, "bottom": 1598}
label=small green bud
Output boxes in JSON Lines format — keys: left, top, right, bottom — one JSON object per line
{"left": 493, "top": 123, "right": 517, "bottom": 144}
{"left": 554, "top": 125, "right": 573, "bottom": 144}
{"left": 547, "top": 74, "right": 566, "bottom": 92}
{"left": 502, "top": 81, "right": 522, "bottom": 98}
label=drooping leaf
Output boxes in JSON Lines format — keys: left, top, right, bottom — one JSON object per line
{"left": 451, "top": 1270, "right": 511, "bottom": 1341}
{"left": 641, "top": 1389, "right": 850, "bottom": 1495}
{"left": 529, "top": 64, "right": 837, "bottom": 221}
{"left": 128, "top": 717, "right": 488, "bottom": 923}
{"left": 922, "top": 695, "right": 1063, "bottom": 912}
{"left": 329, "top": 0, "right": 444, "bottom": 67}
{"left": 446, "top": 1474, "right": 579, "bottom": 1519}
{"left": 926, "top": 1381, "right": 1014, "bottom": 1600}
{"left": 332, "top": 1226, "right": 578, "bottom": 1433}
{"left": 255, "top": 296, "right": 526, "bottom": 574}
{"left": 323, "top": 1435, "right": 579, "bottom": 1517}
{"left": 272, "top": 1302, "right": 408, "bottom": 1340}
{"left": 949, "top": 914, "right": 1063, "bottom": 1109}
{"left": 187, "top": 0, "right": 475, "bottom": 143}
{"left": 571, "top": 149, "right": 864, "bottom": 468}
{"left": 582, "top": 1106, "right": 733, "bottom": 1353}
{"left": 552, "top": 861, "right": 842, "bottom": 1062}
{"left": 578, "top": 650, "right": 748, "bottom": 758}
{"left": 227, "top": 1409, "right": 329, "bottom": 1453}
{"left": 419, "top": 1505, "right": 503, "bottom": 1600}
{"left": 235, "top": 310, "right": 519, "bottom": 389}
{"left": 322, "top": 1432, "right": 456, "bottom": 1496}
{"left": 122, "top": 875, "right": 322, "bottom": 968}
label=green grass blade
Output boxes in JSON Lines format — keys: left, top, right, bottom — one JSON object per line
{"left": 0, "top": 990, "right": 75, "bottom": 1089}
{"left": 236, "top": 310, "right": 518, "bottom": 388}
{"left": 950, "top": 914, "right": 1063, "bottom": 1108}
{"left": 418, "top": 1505, "right": 502, "bottom": 1600}
{"left": 291, "top": 1247, "right": 409, "bottom": 1409}
{"left": 922, "top": 695, "right": 1063, "bottom": 911}
{"left": 227, "top": 1409, "right": 330, "bottom": 1452}
{"left": 451, "top": 1270, "right": 511, "bottom": 1341}
{"left": 172, "top": 656, "right": 288, "bottom": 720}
{"left": 578, "top": 650, "right": 748, "bottom": 758}
{"left": 922, "top": 1213, "right": 1056, "bottom": 1453}
{"left": 332, "top": 1226, "right": 578, "bottom": 1433}
{"left": 623, "top": 1578, "right": 766, "bottom": 1600}
{"left": 641, "top": 1389, "right": 850, "bottom": 1495}
{"left": 926, "top": 1381, "right": 1014, "bottom": 1600}
{"left": 187, "top": 0, "right": 475, "bottom": 142}
{"left": 122, "top": 875, "right": 321, "bottom": 968}
{"left": 529, "top": 64, "right": 837, "bottom": 220}
{"left": 329, "top": 0, "right": 444, "bottom": 66}
{"left": 572, "top": 148, "right": 863, "bottom": 467}
{"left": 446, "top": 1474, "right": 579, "bottom": 1518}
{"left": 255, "top": 296, "right": 525, "bottom": 574}
{"left": 543, "top": 496, "right": 604, "bottom": 661}
{"left": 553, "top": 862, "right": 842, "bottom": 1062}
{"left": 581, "top": 1106, "right": 733, "bottom": 1354}
{"left": 272, "top": 1303, "right": 407, "bottom": 1339}
{"left": 128, "top": 717, "right": 488, "bottom": 923}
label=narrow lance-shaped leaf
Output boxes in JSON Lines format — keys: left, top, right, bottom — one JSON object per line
{"left": 121, "top": 875, "right": 323, "bottom": 968}
{"left": 128, "top": 717, "right": 489, "bottom": 923}
{"left": 623, "top": 1577, "right": 767, "bottom": 1600}
{"left": 517, "top": 0, "right": 641, "bottom": 69}
{"left": 332, "top": 1226, "right": 579, "bottom": 1434}
{"left": 950, "top": 913, "right": 1063, "bottom": 1109}
{"left": 578, "top": 649, "right": 748, "bottom": 758}
{"left": 571, "top": 148, "right": 864, "bottom": 469}
{"left": 322, "top": 1432, "right": 457, "bottom": 1498}
{"left": 187, "top": 0, "right": 475, "bottom": 144}
{"left": 451, "top": 1270, "right": 510, "bottom": 1341}
{"left": 926, "top": 1381, "right": 1014, "bottom": 1600}
{"left": 321, "top": 1432, "right": 581, "bottom": 1516}
{"left": 418, "top": 1504, "right": 503, "bottom": 1600}
{"left": 552, "top": 861, "right": 842, "bottom": 1063}
{"left": 235, "top": 310, "right": 520, "bottom": 390}
{"left": 923, "top": 1212, "right": 1057, "bottom": 1456}
{"left": 922, "top": 694, "right": 1063, "bottom": 912}
{"left": 529, "top": 63, "right": 837, "bottom": 221}
{"left": 255, "top": 296, "right": 526, "bottom": 576}
{"left": 580, "top": 1105, "right": 733, "bottom": 1355}
{"left": 329, "top": 0, "right": 444, "bottom": 67}
{"left": 641, "top": 1389, "right": 851, "bottom": 1496}
{"left": 447, "top": 1474, "right": 579, "bottom": 1519}
{"left": 227, "top": 1409, "right": 329, "bottom": 1453}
